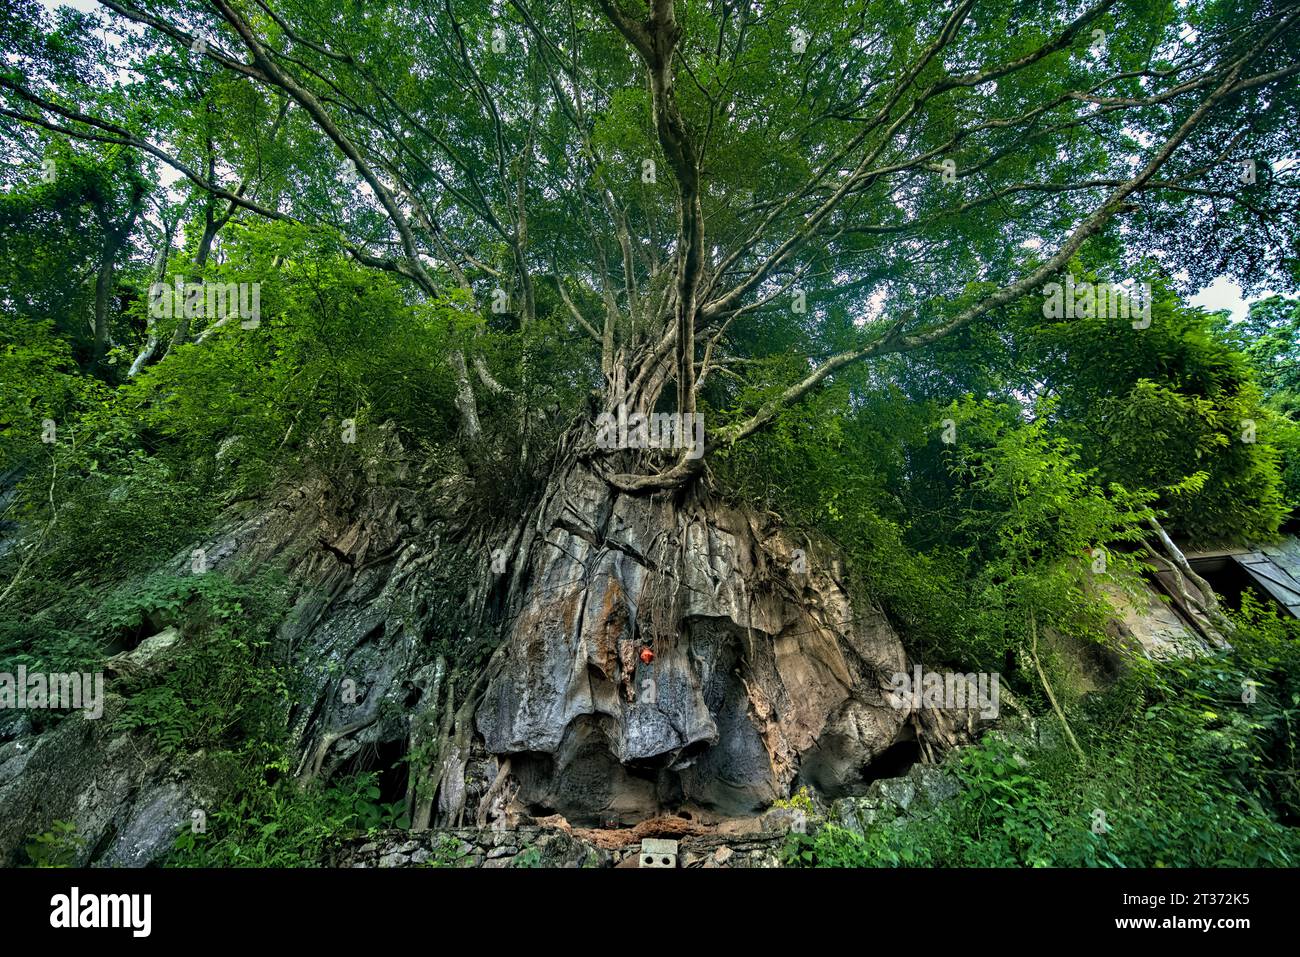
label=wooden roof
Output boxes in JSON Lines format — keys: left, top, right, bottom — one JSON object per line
{"left": 1231, "top": 552, "right": 1300, "bottom": 618}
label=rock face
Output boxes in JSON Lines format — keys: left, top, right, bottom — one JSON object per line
{"left": 830, "top": 764, "right": 962, "bottom": 835}
{"left": 0, "top": 431, "right": 931, "bottom": 863}
{"left": 0, "top": 698, "right": 187, "bottom": 866}
{"left": 0, "top": 631, "right": 209, "bottom": 867}
{"left": 1100, "top": 578, "right": 1212, "bottom": 661}
{"left": 476, "top": 458, "right": 912, "bottom": 824}
{"left": 338, "top": 825, "right": 612, "bottom": 869}
{"left": 0, "top": 427, "right": 454, "bottom": 865}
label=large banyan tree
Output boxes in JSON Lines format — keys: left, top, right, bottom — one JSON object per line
{"left": 1, "top": 0, "right": 1297, "bottom": 848}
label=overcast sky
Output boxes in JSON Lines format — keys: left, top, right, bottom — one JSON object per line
{"left": 1189, "top": 277, "right": 1270, "bottom": 320}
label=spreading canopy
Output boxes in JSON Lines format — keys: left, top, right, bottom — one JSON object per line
{"left": 3, "top": 0, "right": 1297, "bottom": 487}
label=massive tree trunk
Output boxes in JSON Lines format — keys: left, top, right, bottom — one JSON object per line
{"left": 473, "top": 452, "right": 911, "bottom": 823}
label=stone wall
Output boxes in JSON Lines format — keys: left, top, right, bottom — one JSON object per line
{"left": 336, "top": 825, "right": 787, "bottom": 868}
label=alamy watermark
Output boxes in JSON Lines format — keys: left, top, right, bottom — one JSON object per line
{"left": 148, "top": 277, "right": 261, "bottom": 329}
{"left": 50, "top": 887, "right": 151, "bottom": 937}
{"left": 0, "top": 666, "right": 104, "bottom": 719}
{"left": 595, "top": 403, "right": 705, "bottom": 460}
{"left": 1041, "top": 274, "right": 1152, "bottom": 329}
{"left": 886, "top": 666, "right": 1000, "bottom": 719}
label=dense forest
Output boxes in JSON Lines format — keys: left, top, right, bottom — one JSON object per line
{"left": 1, "top": 0, "right": 1298, "bottom": 870}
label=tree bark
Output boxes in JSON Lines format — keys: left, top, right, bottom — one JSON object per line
{"left": 129, "top": 202, "right": 185, "bottom": 377}
{"left": 88, "top": 182, "right": 144, "bottom": 372}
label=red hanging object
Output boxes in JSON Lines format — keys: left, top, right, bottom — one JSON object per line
{"left": 639, "top": 647, "right": 655, "bottom": 665}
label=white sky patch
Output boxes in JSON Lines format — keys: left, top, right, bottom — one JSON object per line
{"left": 33, "top": 2, "right": 183, "bottom": 194}
{"left": 854, "top": 287, "right": 887, "bottom": 327}
{"left": 1189, "top": 276, "right": 1274, "bottom": 321}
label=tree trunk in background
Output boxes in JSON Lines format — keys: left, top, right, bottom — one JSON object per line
{"left": 164, "top": 207, "right": 222, "bottom": 356}
{"left": 87, "top": 185, "right": 143, "bottom": 373}
{"left": 90, "top": 249, "right": 115, "bottom": 368}
{"left": 129, "top": 205, "right": 184, "bottom": 378}
{"left": 88, "top": 221, "right": 141, "bottom": 371}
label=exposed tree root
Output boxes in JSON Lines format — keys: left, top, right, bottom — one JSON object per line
{"left": 1028, "top": 612, "right": 1085, "bottom": 762}
{"left": 301, "top": 714, "right": 379, "bottom": 782}
{"left": 1141, "top": 517, "right": 1232, "bottom": 646}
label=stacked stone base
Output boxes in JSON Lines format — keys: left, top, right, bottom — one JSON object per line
{"left": 337, "top": 825, "right": 786, "bottom": 868}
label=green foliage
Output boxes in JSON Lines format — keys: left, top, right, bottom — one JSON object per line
{"left": 1024, "top": 272, "right": 1289, "bottom": 541}
{"left": 784, "top": 822, "right": 937, "bottom": 869}
{"left": 35, "top": 454, "right": 212, "bottom": 587}
{"left": 511, "top": 846, "right": 544, "bottom": 868}
{"left": 0, "top": 620, "right": 101, "bottom": 677}
{"left": 772, "top": 785, "right": 819, "bottom": 816}
{"left": 107, "top": 572, "right": 290, "bottom": 757}
{"left": 423, "top": 835, "right": 471, "bottom": 869}
{"left": 129, "top": 225, "right": 469, "bottom": 463}
{"left": 23, "top": 820, "right": 84, "bottom": 868}
{"left": 0, "top": 318, "right": 216, "bottom": 622}
{"left": 946, "top": 396, "right": 1155, "bottom": 675}
{"left": 0, "top": 317, "right": 102, "bottom": 467}
{"left": 0, "top": 149, "right": 131, "bottom": 355}
{"left": 786, "top": 598, "right": 1300, "bottom": 868}
{"left": 1222, "top": 295, "right": 1300, "bottom": 512}
{"left": 170, "top": 772, "right": 403, "bottom": 868}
